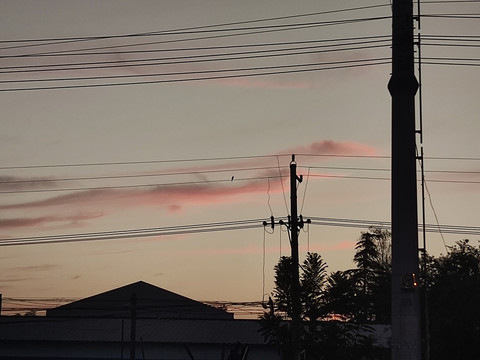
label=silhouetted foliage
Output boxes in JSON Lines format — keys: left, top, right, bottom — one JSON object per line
{"left": 260, "top": 228, "right": 479, "bottom": 360}
{"left": 259, "top": 252, "right": 382, "bottom": 359}
{"left": 322, "top": 270, "right": 357, "bottom": 320}
{"left": 325, "top": 227, "right": 392, "bottom": 323}
{"left": 271, "top": 256, "right": 295, "bottom": 319}
{"left": 301, "top": 252, "right": 328, "bottom": 322}
{"left": 427, "top": 239, "right": 480, "bottom": 360}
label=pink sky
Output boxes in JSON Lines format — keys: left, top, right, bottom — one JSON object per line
{"left": 0, "top": 0, "right": 478, "bottom": 308}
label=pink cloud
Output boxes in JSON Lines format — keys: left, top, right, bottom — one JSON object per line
{"left": 0, "top": 175, "right": 284, "bottom": 211}
{"left": 133, "top": 176, "right": 285, "bottom": 208}
{"left": 0, "top": 213, "right": 103, "bottom": 229}
{"left": 0, "top": 140, "right": 380, "bottom": 231}
{"left": 284, "top": 140, "right": 379, "bottom": 157}
{"left": 146, "top": 140, "right": 379, "bottom": 179}
{"left": 168, "top": 204, "right": 183, "bottom": 213}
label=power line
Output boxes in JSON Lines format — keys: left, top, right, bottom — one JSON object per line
{"left": 422, "top": 0, "right": 480, "bottom": 3}
{"left": 301, "top": 165, "right": 480, "bottom": 175}
{"left": 1, "top": 164, "right": 477, "bottom": 195}
{"left": 6, "top": 39, "right": 479, "bottom": 76}
{"left": 0, "top": 60, "right": 392, "bottom": 92}
{"left": 0, "top": 165, "right": 288, "bottom": 185}
{"left": 0, "top": 155, "right": 277, "bottom": 170}
{"left": 0, "top": 219, "right": 263, "bottom": 247}
{"left": 0, "top": 175, "right": 282, "bottom": 194}
{"left": 0, "top": 4, "right": 391, "bottom": 47}
{"left": 0, "top": 57, "right": 392, "bottom": 85}
{"left": 1, "top": 55, "right": 477, "bottom": 92}
{"left": 1, "top": 175, "right": 476, "bottom": 195}
{"left": 421, "top": 14, "right": 480, "bottom": 19}
{"left": 1, "top": 15, "right": 392, "bottom": 59}
{"left": 0, "top": 38, "right": 392, "bottom": 73}
{"left": 0, "top": 34, "right": 392, "bottom": 63}
{"left": 421, "top": 60, "right": 480, "bottom": 67}
{"left": 1, "top": 153, "right": 479, "bottom": 171}
{"left": 1, "top": 216, "right": 478, "bottom": 247}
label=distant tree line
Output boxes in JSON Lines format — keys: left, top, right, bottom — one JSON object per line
{"left": 259, "top": 227, "right": 480, "bottom": 360}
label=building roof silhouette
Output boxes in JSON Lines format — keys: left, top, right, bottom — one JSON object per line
{"left": 46, "top": 280, "right": 233, "bottom": 320}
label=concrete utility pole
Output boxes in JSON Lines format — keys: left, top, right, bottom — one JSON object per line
{"left": 388, "top": 0, "right": 422, "bottom": 359}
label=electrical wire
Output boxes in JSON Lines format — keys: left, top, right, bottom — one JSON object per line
{"left": 300, "top": 167, "right": 311, "bottom": 214}
{"left": 0, "top": 4, "right": 391, "bottom": 47}
{"left": 0, "top": 165, "right": 287, "bottom": 185}
{"left": 1, "top": 165, "right": 477, "bottom": 189}
{"left": 424, "top": 180, "right": 449, "bottom": 252}
{"left": 0, "top": 154, "right": 280, "bottom": 170}
{"left": 0, "top": 56, "right": 392, "bottom": 84}
{"left": 1, "top": 15, "right": 392, "bottom": 59}
{"left": 0, "top": 35, "right": 392, "bottom": 72}
{"left": 0, "top": 60, "right": 392, "bottom": 92}
{"left": 1, "top": 153, "right": 479, "bottom": 171}
{"left": 0, "top": 175, "right": 282, "bottom": 194}
{"left": 1, "top": 216, "right": 479, "bottom": 247}
{"left": 0, "top": 218, "right": 265, "bottom": 247}
{"left": 276, "top": 155, "right": 290, "bottom": 216}
{"left": 0, "top": 42, "right": 392, "bottom": 75}
{"left": 0, "top": 158, "right": 477, "bottom": 195}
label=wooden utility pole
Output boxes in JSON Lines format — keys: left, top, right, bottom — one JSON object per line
{"left": 289, "top": 155, "right": 302, "bottom": 360}
{"left": 388, "top": 0, "right": 422, "bottom": 359}
{"left": 263, "top": 155, "right": 308, "bottom": 360}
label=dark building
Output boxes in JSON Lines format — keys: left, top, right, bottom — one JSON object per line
{"left": 0, "top": 281, "right": 276, "bottom": 360}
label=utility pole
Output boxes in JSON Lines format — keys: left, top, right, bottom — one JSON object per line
{"left": 289, "top": 155, "right": 302, "bottom": 360}
{"left": 388, "top": 0, "right": 422, "bottom": 359}
{"left": 263, "top": 155, "right": 309, "bottom": 360}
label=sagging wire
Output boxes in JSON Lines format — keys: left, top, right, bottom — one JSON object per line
{"left": 277, "top": 155, "right": 290, "bottom": 216}
{"left": 300, "top": 167, "right": 311, "bottom": 214}
{"left": 302, "top": 220, "right": 311, "bottom": 253}
{"left": 267, "top": 177, "right": 274, "bottom": 217}
{"left": 424, "top": 180, "right": 449, "bottom": 253}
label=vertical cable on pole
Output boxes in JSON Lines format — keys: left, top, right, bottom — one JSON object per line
{"left": 415, "top": 10, "right": 431, "bottom": 359}
{"left": 263, "top": 227, "right": 267, "bottom": 303}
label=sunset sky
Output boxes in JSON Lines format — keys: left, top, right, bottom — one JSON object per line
{"left": 0, "top": 0, "right": 478, "bottom": 314}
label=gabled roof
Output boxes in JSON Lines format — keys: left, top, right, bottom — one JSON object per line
{"left": 46, "top": 281, "right": 233, "bottom": 320}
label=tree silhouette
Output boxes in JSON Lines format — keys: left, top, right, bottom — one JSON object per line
{"left": 323, "top": 270, "right": 357, "bottom": 320}
{"left": 301, "top": 252, "right": 328, "bottom": 322}
{"left": 260, "top": 229, "right": 480, "bottom": 359}
{"left": 325, "top": 227, "right": 391, "bottom": 323}
{"left": 428, "top": 239, "right": 480, "bottom": 360}
{"left": 259, "top": 252, "right": 379, "bottom": 359}
{"left": 260, "top": 252, "right": 328, "bottom": 359}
